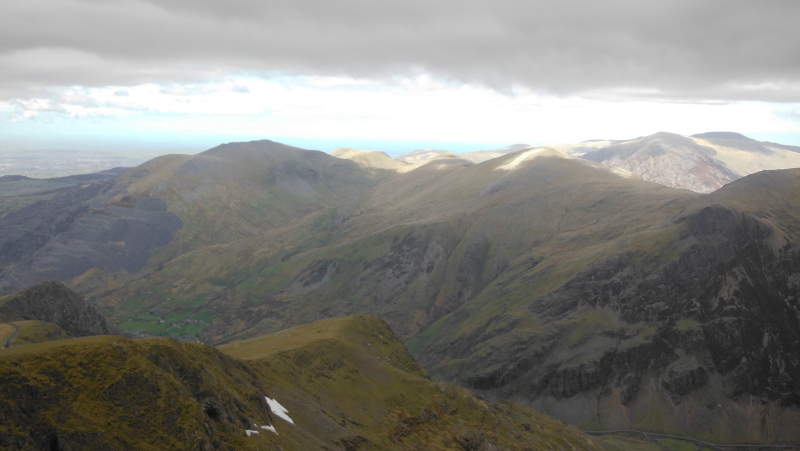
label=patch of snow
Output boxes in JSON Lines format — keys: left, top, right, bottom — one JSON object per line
{"left": 261, "top": 424, "right": 278, "bottom": 435}
{"left": 245, "top": 430, "right": 260, "bottom": 437}
{"left": 265, "top": 396, "right": 295, "bottom": 424}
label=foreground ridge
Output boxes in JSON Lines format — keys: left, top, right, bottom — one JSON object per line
{"left": 0, "top": 315, "right": 613, "bottom": 450}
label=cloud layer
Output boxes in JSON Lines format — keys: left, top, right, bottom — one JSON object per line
{"left": 3, "top": 0, "right": 800, "bottom": 101}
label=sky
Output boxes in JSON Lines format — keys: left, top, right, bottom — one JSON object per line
{"left": 2, "top": 0, "right": 800, "bottom": 156}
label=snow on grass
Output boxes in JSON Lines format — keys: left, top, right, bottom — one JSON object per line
{"left": 265, "top": 396, "right": 295, "bottom": 424}
{"left": 261, "top": 424, "right": 278, "bottom": 434}
{"left": 245, "top": 430, "right": 259, "bottom": 437}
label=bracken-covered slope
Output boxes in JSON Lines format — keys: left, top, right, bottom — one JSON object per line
{"left": 0, "top": 315, "right": 612, "bottom": 451}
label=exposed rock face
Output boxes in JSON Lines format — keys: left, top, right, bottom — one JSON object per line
{"left": 529, "top": 202, "right": 800, "bottom": 404}
{"left": 662, "top": 365, "right": 708, "bottom": 396}
{"left": 0, "top": 281, "right": 117, "bottom": 337}
{"left": 0, "top": 177, "right": 182, "bottom": 295}
{"left": 581, "top": 132, "right": 740, "bottom": 193}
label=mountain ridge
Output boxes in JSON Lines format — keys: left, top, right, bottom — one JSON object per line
{"left": 0, "top": 315, "right": 615, "bottom": 450}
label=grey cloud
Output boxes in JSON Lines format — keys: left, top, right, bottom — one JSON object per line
{"left": 2, "top": 0, "right": 800, "bottom": 101}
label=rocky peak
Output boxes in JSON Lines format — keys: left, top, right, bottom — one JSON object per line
{"left": 0, "top": 281, "right": 117, "bottom": 337}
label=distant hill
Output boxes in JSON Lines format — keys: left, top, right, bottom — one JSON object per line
{"left": 691, "top": 131, "right": 754, "bottom": 141}
{"left": 580, "top": 132, "right": 740, "bottom": 193}
{"left": 392, "top": 144, "right": 532, "bottom": 165}
{"left": 331, "top": 147, "right": 414, "bottom": 181}
{"left": 396, "top": 148, "right": 460, "bottom": 165}
{"left": 459, "top": 143, "right": 532, "bottom": 163}
{"left": 578, "top": 131, "right": 800, "bottom": 193}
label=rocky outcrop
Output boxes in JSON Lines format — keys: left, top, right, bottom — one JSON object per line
{"left": 0, "top": 280, "right": 117, "bottom": 337}
{"left": 662, "top": 365, "right": 708, "bottom": 396}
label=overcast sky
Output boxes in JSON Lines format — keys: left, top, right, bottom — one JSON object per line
{"left": 2, "top": 0, "right": 800, "bottom": 154}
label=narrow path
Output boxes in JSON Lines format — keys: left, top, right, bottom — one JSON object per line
{"left": 581, "top": 429, "right": 799, "bottom": 450}
{"left": 2, "top": 323, "right": 19, "bottom": 348}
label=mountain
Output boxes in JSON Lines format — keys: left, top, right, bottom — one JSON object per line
{"left": 0, "top": 140, "right": 374, "bottom": 295}
{"left": 0, "top": 315, "right": 614, "bottom": 450}
{"left": 558, "top": 139, "right": 629, "bottom": 157}
{"left": 578, "top": 132, "right": 800, "bottom": 193}
{"left": 392, "top": 144, "right": 532, "bottom": 166}
{"left": 414, "top": 168, "right": 800, "bottom": 443}
{"left": 396, "top": 149, "right": 460, "bottom": 165}
{"left": 459, "top": 144, "right": 532, "bottom": 163}
{"left": 330, "top": 147, "right": 413, "bottom": 181}
{"left": 0, "top": 280, "right": 118, "bottom": 337}
{"left": 689, "top": 132, "right": 800, "bottom": 177}
{"left": 580, "top": 132, "right": 740, "bottom": 193}
{"left": 3, "top": 139, "right": 800, "bottom": 444}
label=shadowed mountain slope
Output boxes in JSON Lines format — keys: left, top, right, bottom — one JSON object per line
{"left": 413, "top": 168, "right": 800, "bottom": 443}
{"left": 0, "top": 315, "right": 613, "bottom": 450}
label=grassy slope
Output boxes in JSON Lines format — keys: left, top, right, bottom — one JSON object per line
{"left": 3, "top": 320, "right": 69, "bottom": 346}
{"left": 0, "top": 315, "right": 628, "bottom": 450}
{"left": 74, "top": 150, "right": 692, "bottom": 343}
